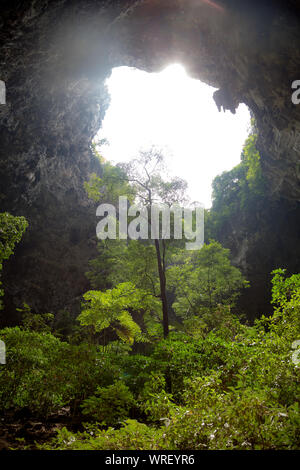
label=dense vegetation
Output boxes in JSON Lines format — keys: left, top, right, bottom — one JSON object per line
{"left": 0, "top": 132, "right": 299, "bottom": 450}
{"left": 205, "top": 127, "right": 300, "bottom": 320}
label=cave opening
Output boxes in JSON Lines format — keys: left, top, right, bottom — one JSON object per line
{"left": 94, "top": 64, "right": 251, "bottom": 209}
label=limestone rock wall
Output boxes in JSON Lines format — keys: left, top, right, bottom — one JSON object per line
{"left": 0, "top": 0, "right": 299, "bottom": 321}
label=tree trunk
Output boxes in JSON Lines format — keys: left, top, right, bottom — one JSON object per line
{"left": 154, "top": 239, "right": 169, "bottom": 338}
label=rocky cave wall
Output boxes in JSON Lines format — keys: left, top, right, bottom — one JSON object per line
{"left": 0, "top": 0, "right": 300, "bottom": 323}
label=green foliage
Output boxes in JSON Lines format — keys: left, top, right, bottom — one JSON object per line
{"left": 78, "top": 282, "right": 161, "bottom": 344}
{"left": 165, "top": 378, "right": 299, "bottom": 450}
{"left": 207, "top": 129, "right": 265, "bottom": 240}
{"left": 117, "top": 353, "right": 156, "bottom": 395}
{"left": 0, "top": 212, "right": 28, "bottom": 308}
{"left": 81, "top": 381, "right": 135, "bottom": 426}
{"left": 84, "top": 143, "right": 135, "bottom": 204}
{"left": 170, "top": 241, "right": 248, "bottom": 319}
{"left": 40, "top": 419, "right": 165, "bottom": 450}
{"left": 2, "top": 137, "right": 299, "bottom": 450}
{"left": 87, "top": 239, "right": 159, "bottom": 294}
{"left": 241, "top": 132, "right": 265, "bottom": 195}
{"left": 151, "top": 334, "right": 206, "bottom": 400}
{"left": 256, "top": 268, "right": 300, "bottom": 341}
{"left": 40, "top": 270, "right": 300, "bottom": 450}
{"left": 0, "top": 213, "right": 28, "bottom": 263}
{"left": 138, "top": 373, "right": 174, "bottom": 422}
{"left": 18, "top": 303, "right": 54, "bottom": 333}
{"left": 271, "top": 268, "right": 300, "bottom": 309}
{"left": 84, "top": 146, "right": 191, "bottom": 341}
{"left": 182, "top": 305, "right": 245, "bottom": 340}
{"left": 0, "top": 327, "right": 103, "bottom": 417}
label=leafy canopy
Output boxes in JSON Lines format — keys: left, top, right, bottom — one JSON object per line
{"left": 169, "top": 241, "right": 248, "bottom": 319}
{"left": 0, "top": 212, "right": 28, "bottom": 308}
{"left": 78, "top": 282, "right": 161, "bottom": 344}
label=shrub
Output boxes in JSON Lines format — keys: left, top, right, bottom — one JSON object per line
{"left": 117, "top": 353, "right": 156, "bottom": 395}
{"left": 138, "top": 373, "right": 174, "bottom": 422}
{"left": 40, "top": 419, "right": 165, "bottom": 450}
{"left": 81, "top": 381, "right": 135, "bottom": 426}
{"left": 164, "top": 377, "right": 300, "bottom": 450}
{"left": 0, "top": 327, "right": 103, "bottom": 417}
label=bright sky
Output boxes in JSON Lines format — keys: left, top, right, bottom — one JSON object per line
{"left": 96, "top": 64, "right": 251, "bottom": 208}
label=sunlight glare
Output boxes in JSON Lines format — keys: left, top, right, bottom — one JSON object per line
{"left": 96, "top": 64, "right": 251, "bottom": 208}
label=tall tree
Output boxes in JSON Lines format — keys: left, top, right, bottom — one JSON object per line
{"left": 119, "top": 147, "right": 188, "bottom": 338}
{"left": 85, "top": 145, "right": 188, "bottom": 338}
